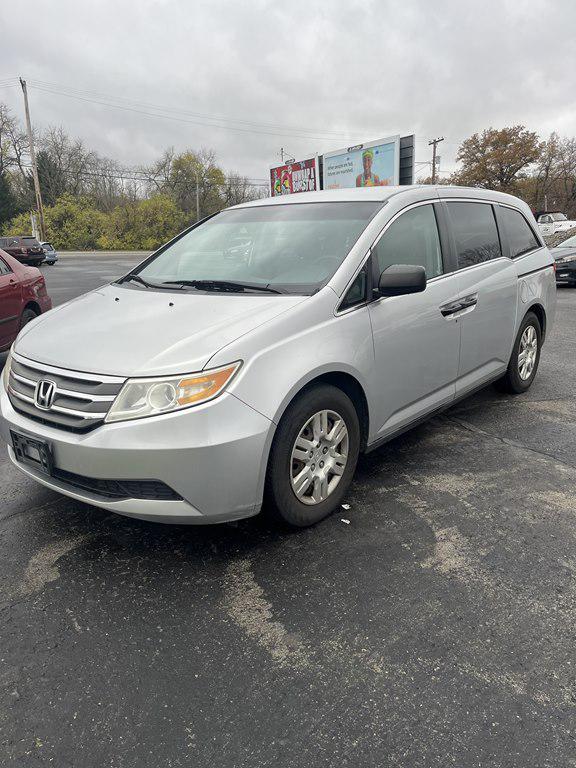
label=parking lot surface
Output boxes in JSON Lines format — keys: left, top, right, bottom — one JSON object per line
{"left": 1, "top": 252, "right": 576, "bottom": 767}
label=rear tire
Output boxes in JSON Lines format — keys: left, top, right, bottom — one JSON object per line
{"left": 495, "top": 311, "right": 541, "bottom": 394}
{"left": 265, "top": 384, "right": 360, "bottom": 527}
{"left": 19, "top": 307, "right": 39, "bottom": 330}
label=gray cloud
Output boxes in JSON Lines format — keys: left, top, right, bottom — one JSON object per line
{"left": 1, "top": 0, "right": 575, "bottom": 182}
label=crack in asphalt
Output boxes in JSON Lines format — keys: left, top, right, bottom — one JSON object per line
{"left": 441, "top": 413, "right": 576, "bottom": 470}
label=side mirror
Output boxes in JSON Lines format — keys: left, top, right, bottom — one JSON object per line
{"left": 378, "top": 264, "right": 427, "bottom": 297}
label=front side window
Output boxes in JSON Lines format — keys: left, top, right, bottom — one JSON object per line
{"left": 447, "top": 202, "right": 502, "bottom": 269}
{"left": 540, "top": 215, "right": 552, "bottom": 224}
{"left": 0, "top": 258, "right": 12, "bottom": 276}
{"left": 136, "top": 202, "right": 381, "bottom": 295}
{"left": 499, "top": 207, "right": 540, "bottom": 258}
{"left": 372, "top": 204, "right": 443, "bottom": 279}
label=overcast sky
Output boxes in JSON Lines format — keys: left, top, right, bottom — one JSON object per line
{"left": 1, "top": 0, "right": 575, "bottom": 185}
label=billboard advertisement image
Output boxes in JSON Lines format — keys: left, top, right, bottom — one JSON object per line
{"left": 322, "top": 136, "right": 400, "bottom": 190}
{"left": 270, "top": 157, "right": 319, "bottom": 196}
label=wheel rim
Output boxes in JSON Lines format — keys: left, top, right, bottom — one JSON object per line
{"left": 518, "top": 325, "right": 538, "bottom": 381}
{"left": 290, "top": 410, "right": 349, "bottom": 505}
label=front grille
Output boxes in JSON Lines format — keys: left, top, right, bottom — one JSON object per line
{"left": 51, "top": 468, "right": 182, "bottom": 501}
{"left": 8, "top": 354, "right": 125, "bottom": 433}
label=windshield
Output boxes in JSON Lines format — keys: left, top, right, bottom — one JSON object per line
{"left": 551, "top": 213, "right": 568, "bottom": 221}
{"left": 557, "top": 234, "right": 576, "bottom": 248}
{"left": 135, "top": 202, "right": 381, "bottom": 294}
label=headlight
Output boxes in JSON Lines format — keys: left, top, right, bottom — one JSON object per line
{"left": 105, "top": 361, "right": 241, "bottom": 423}
{"left": 2, "top": 350, "right": 12, "bottom": 391}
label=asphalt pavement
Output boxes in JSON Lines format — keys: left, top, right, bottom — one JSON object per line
{"left": 1, "top": 252, "right": 576, "bottom": 767}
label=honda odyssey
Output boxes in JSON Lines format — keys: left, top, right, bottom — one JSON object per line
{"left": 0, "top": 186, "right": 556, "bottom": 527}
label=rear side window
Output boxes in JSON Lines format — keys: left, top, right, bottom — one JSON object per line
{"left": 447, "top": 202, "right": 502, "bottom": 269}
{"left": 499, "top": 206, "right": 540, "bottom": 258}
{"left": 373, "top": 204, "right": 443, "bottom": 279}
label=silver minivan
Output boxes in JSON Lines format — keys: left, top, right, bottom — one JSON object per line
{"left": 0, "top": 186, "right": 556, "bottom": 527}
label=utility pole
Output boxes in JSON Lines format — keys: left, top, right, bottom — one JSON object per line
{"left": 280, "top": 147, "right": 285, "bottom": 163}
{"left": 19, "top": 78, "right": 45, "bottom": 240}
{"left": 428, "top": 137, "right": 444, "bottom": 184}
{"left": 195, "top": 167, "right": 200, "bottom": 222}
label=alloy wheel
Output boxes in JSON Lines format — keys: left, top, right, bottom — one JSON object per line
{"left": 518, "top": 325, "right": 538, "bottom": 381}
{"left": 290, "top": 410, "right": 349, "bottom": 505}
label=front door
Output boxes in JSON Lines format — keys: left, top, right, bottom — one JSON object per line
{"left": 367, "top": 202, "right": 461, "bottom": 443}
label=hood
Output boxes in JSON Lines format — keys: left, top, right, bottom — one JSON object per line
{"left": 15, "top": 283, "right": 306, "bottom": 376}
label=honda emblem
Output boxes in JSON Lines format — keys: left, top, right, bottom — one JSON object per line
{"left": 35, "top": 379, "right": 57, "bottom": 410}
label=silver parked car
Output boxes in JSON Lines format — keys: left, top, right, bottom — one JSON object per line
{"left": 0, "top": 186, "right": 556, "bottom": 527}
{"left": 41, "top": 242, "right": 58, "bottom": 265}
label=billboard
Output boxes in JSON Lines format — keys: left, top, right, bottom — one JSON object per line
{"left": 270, "top": 157, "right": 319, "bottom": 197}
{"left": 322, "top": 135, "right": 400, "bottom": 190}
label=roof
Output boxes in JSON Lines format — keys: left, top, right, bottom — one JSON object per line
{"left": 231, "top": 185, "right": 529, "bottom": 210}
{"left": 231, "top": 186, "right": 419, "bottom": 208}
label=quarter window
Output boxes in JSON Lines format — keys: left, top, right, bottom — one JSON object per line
{"left": 447, "top": 202, "right": 502, "bottom": 269}
{"left": 373, "top": 204, "right": 443, "bottom": 279}
{"left": 499, "top": 206, "right": 540, "bottom": 258}
{"left": 340, "top": 267, "right": 367, "bottom": 311}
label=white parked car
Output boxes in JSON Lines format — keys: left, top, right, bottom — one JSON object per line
{"left": 536, "top": 211, "right": 576, "bottom": 237}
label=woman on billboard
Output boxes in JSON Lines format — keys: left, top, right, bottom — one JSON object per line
{"left": 355, "top": 149, "right": 389, "bottom": 187}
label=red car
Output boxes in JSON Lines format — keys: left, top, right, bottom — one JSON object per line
{"left": 0, "top": 249, "right": 52, "bottom": 352}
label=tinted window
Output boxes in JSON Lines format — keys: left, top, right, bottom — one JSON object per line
{"left": 373, "top": 204, "right": 443, "bottom": 279}
{"left": 447, "top": 202, "right": 502, "bottom": 269}
{"left": 499, "top": 206, "right": 540, "bottom": 258}
{"left": 0, "top": 258, "right": 12, "bottom": 276}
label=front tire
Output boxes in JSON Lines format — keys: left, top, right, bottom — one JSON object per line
{"left": 265, "top": 384, "right": 360, "bottom": 527}
{"left": 495, "top": 311, "right": 541, "bottom": 394}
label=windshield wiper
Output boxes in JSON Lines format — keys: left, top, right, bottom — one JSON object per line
{"left": 161, "top": 279, "right": 282, "bottom": 294}
{"left": 117, "top": 274, "right": 179, "bottom": 290}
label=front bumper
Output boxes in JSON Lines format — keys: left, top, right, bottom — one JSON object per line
{"left": 0, "top": 383, "right": 274, "bottom": 524}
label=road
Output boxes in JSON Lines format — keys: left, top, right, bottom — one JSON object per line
{"left": 1, "top": 252, "right": 576, "bottom": 767}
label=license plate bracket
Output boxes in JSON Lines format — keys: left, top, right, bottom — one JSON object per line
{"left": 11, "top": 431, "right": 54, "bottom": 476}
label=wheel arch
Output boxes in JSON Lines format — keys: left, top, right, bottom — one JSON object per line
{"left": 268, "top": 367, "right": 371, "bottom": 452}
{"left": 525, "top": 301, "right": 546, "bottom": 342}
{"left": 21, "top": 301, "right": 42, "bottom": 318}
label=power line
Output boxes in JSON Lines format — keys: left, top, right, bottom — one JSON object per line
{"left": 24, "top": 78, "right": 466, "bottom": 147}
{"left": 19, "top": 162, "right": 269, "bottom": 187}
{"left": 28, "top": 78, "right": 355, "bottom": 139}
{"left": 28, "top": 83, "right": 361, "bottom": 143}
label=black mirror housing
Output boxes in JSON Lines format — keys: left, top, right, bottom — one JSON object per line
{"left": 378, "top": 264, "right": 427, "bottom": 297}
